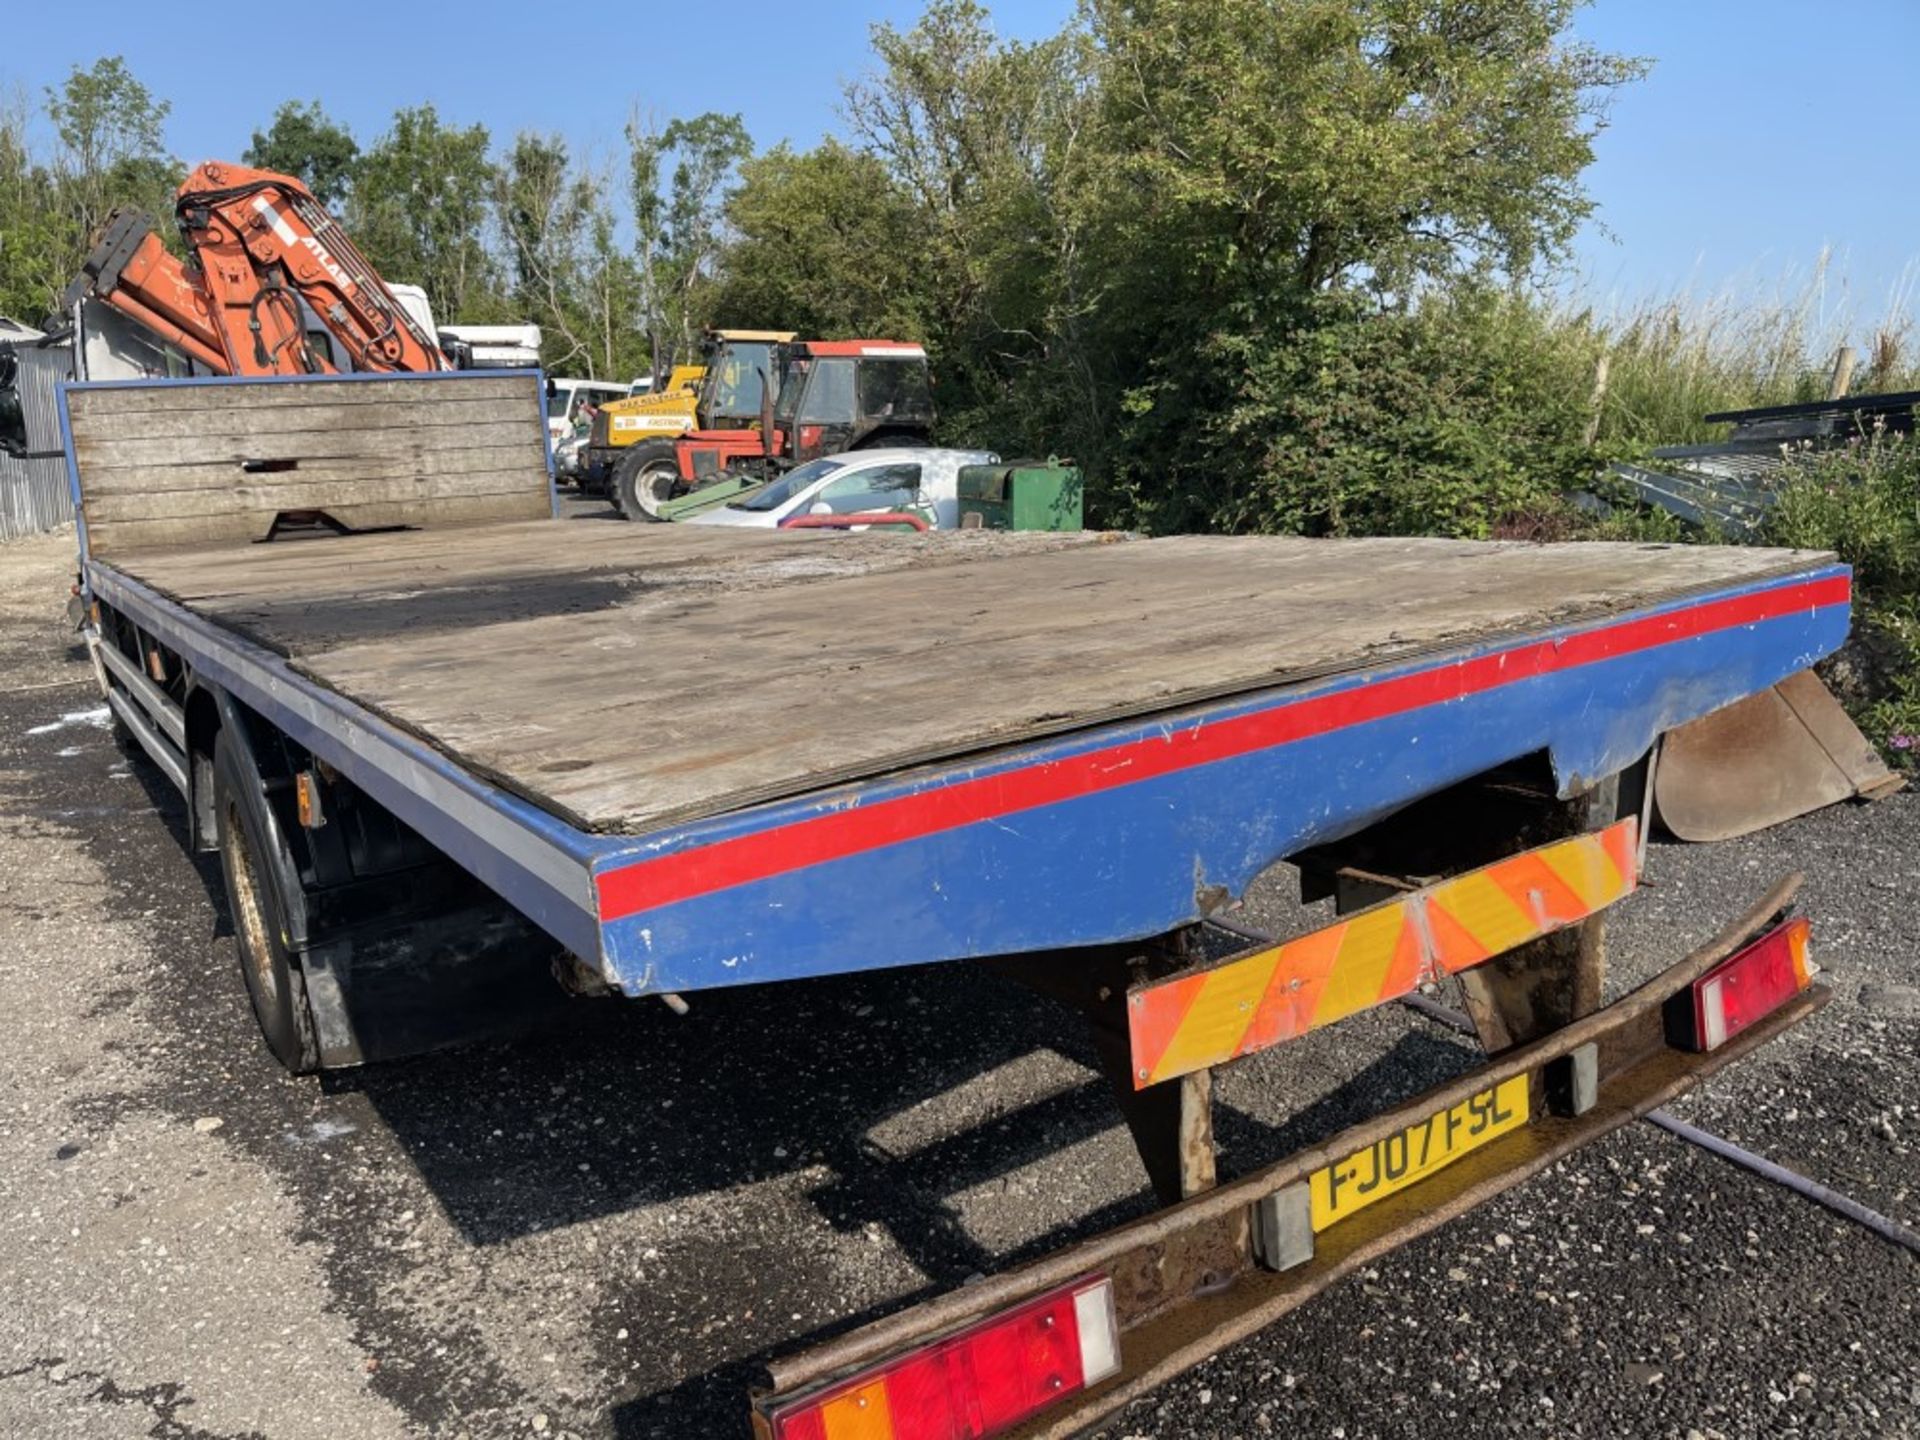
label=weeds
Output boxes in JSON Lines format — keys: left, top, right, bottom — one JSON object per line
{"left": 1763, "top": 432, "right": 1920, "bottom": 765}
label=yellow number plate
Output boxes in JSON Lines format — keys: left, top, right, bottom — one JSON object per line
{"left": 1309, "top": 1074, "right": 1531, "bottom": 1232}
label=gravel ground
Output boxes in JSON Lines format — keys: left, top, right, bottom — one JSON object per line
{"left": 0, "top": 515, "right": 1915, "bottom": 1439}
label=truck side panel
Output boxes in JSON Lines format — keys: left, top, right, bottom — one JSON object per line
{"left": 86, "top": 552, "right": 1847, "bottom": 997}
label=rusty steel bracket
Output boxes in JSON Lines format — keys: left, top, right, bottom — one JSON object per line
{"left": 986, "top": 937, "right": 1220, "bottom": 1205}
{"left": 754, "top": 875, "right": 1817, "bottom": 1439}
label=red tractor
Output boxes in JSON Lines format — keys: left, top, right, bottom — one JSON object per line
{"left": 610, "top": 339, "right": 934, "bottom": 521}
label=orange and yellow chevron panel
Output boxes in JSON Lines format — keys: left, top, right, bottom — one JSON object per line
{"left": 1127, "top": 818, "right": 1639, "bottom": 1088}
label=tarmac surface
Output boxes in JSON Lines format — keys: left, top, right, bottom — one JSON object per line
{"left": 1, "top": 509, "right": 1916, "bottom": 1439}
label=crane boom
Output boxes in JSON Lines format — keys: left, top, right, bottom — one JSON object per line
{"left": 63, "top": 161, "right": 446, "bottom": 377}
{"left": 63, "top": 211, "right": 231, "bottom": 373}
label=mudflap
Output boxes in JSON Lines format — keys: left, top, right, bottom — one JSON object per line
{"left": 212, "top": 693, "right": 579, "bottom": 1071}
{"left": 1656, "top": 668, "right": 1903, "bottom": 842}
{"left": 298, "top": 889, "right": 576, "bottom": 1069}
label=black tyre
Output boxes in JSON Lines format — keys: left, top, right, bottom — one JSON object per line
{"left": 612, "top": 442, "right": 684, "bottom": 522}
{"left": 855, "top": 429, "right": 932, "bottom": 451}
{"left": 212, "top": 729, "right": 320, "bottom": 1074}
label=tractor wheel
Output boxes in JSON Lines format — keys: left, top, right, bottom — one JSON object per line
{"left": 853, "top": 429, "right": 932, "bottom": 452}
{"left": 612, "top": 443, "right": 684, "bottom": 523}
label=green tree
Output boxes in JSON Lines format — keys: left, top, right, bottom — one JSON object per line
{"left": 628, "top": 111, "right": 752, "bottom": 362}
{"left": 816, "top": 0, "right": 1640, "bottom": 525}
{"left": 1080, "top": 0, "right": 1641, "bottom": 297}
{"left": 44, "top": 56, "right": 180, "bottom": 249}
{"left": 845, "top": 1, "right": 1099, "bottom": 446}
{"left": 494, "top": 132, "right": 645, "bottom": 378}
{"left": 1078, "top": 0, "right": 1644, "bottom": 526}
{"left": 45, "top": 56, "right": 169, "bottom": 183}
{"left": 1110, "top": 287, "right": 1602, "bottom": 536}
{"left": 0, "top": 102, "right": 78, "bottom": 323}
{"left": 577, "top": 200, "right": 648, "bottom": 382}
{"left": 496, "top": 131, "right": 588, "bottom": 363}
{"left": 713, "top": 141, "right": 928, "bottom": 339}
{"left": 350, "top": 105, "right": 502, "bottom": 325}
{"left": 498, "top": 134, "right": 579, "bottom": 302}
{"left": 0, "top": 59, "right": 179, "bottom": 323}
{"left": 244, "top": 100, "right": 359, "bottom": 207}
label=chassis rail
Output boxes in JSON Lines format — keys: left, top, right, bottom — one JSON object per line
{"left": 754, "top": 875, "right": 1820, "bottom": 1438}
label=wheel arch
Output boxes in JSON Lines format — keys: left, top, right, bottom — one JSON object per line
{"left": 203, "top": 691, "right": 315, "bottom": 951}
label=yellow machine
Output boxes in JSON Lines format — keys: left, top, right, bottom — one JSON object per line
{"left": 601, "top": 363, "right": 707, "bottom": 440}
{"left": 578, "top": 330, "right": 795, "bottom": 495}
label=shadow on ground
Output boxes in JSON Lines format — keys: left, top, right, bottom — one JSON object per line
{"left": 107, "top": 715, "right": 1483, "bottom": 1436}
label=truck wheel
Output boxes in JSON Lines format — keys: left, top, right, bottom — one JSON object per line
{"left": 212, "top": 730, "right": 320, "bottom": 1074}
{"left": 612, "top": 445, "right": 682, "bottom": 523}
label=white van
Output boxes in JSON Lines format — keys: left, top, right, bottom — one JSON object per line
{"left": 546, "top": 378, "right": 628, "bottom": 445}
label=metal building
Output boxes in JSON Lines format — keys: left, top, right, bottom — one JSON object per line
{"left": 0, "top": 318, "right": 77, "bottom": 541}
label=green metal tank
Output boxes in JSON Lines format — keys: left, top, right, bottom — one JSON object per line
{"left": 956, "top": 458, "right": 1084, "bottom": 531}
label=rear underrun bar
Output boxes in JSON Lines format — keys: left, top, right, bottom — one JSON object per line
{"left": 1377, "top": 966, "right": 1920, "bottom": 1259}
{"left": 753, "top": 877, "right": 1830, "bottom": 1438}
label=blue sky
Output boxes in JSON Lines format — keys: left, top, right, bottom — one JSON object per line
{"left": 1569, "top": 1, "right": 1920, "bottom": 322}
{"left": 5, "top": 0, "right": 1916, "bottom": 319}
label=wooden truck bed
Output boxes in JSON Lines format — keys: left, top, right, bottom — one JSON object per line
{"left": 107, "top": 523, "right": 1832, "bottom": 835}
{"left": 66, "top": 371, "right": 1853, "bottom": 996}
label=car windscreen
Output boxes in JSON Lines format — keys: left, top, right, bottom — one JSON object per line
{"left": 812, "top": 463, "right": 922, "bottom": 514}
{"left": 731, "top": 457, "right": 846, "bottom": 511}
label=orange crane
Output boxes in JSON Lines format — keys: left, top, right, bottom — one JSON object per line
{"left": 63, "top": 160, "right": 445, "bottom": 376}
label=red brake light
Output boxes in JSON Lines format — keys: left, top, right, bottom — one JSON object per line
{"left": 1686, "top": 916, "right": 1813, "bottom": 1052}
{"left": 767, "top": 1277, "right": 1120, "bottom": 1440}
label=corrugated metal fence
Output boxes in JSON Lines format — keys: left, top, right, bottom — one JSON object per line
{"left": 0, "top": 343, "right": 75, "bottom": 541}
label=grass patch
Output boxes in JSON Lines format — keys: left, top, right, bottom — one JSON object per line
{"left": 1578, "top": 254, "right": 1920, "bottom": 448}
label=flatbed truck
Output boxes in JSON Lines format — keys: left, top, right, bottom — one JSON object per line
{"left": 59, "top": 370, "right": 1854, "bottom": 1438}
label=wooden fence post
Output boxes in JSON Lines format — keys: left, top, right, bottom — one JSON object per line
{"left": 1828, "top": 345, "right": 1856, "bottom": 401}
{"left": 1582, "top": 352, "right": 1612, "bottom": 448}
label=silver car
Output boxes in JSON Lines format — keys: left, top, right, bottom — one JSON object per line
{"left": 687, "top": 448, "right": 999, "bottom": 531}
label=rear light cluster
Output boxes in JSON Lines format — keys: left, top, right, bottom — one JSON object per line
{"left": 768, "top": 1277, "right": 1120, "bottom": 1440}
{"left": 1680, "top": 916, "right": 1814, "bottom": 1052}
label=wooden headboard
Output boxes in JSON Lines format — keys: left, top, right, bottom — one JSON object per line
{"left": 63, "top": 370, "right": 555, "bottom": 557}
